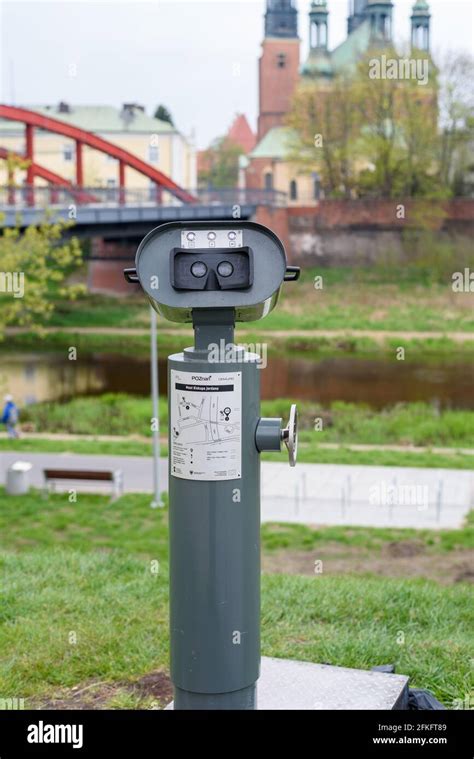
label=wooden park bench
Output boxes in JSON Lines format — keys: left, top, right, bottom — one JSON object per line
{"left": 43, "top": 468, "right": 123, "bottom": 501}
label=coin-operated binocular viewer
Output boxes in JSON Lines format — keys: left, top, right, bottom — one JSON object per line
{"left": 125, "top": 221, "right": 299, "bottom": 709}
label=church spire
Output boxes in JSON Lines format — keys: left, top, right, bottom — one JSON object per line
{"left": 348, "top": 0, "right": 368, "bottom": 34}
{"left": 367, "top": 0, "right": 393, "bottom": 44}
{"left": 309, "top": 1, "right": 329, "bottom": 52}
{"left": 411, "top": 0, "right": 431, "bottom": 51}
{"left": 264, "top": 0, "right": 298, "bottom": 39}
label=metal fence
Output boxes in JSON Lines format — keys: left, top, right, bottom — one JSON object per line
{"left": 261, "top": 470, "right": 472, "bottom": 529}
{"left": 0, "top": 185, "right": 287, "bottom": 209}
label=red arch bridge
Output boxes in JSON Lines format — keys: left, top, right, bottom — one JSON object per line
{"left": 0, "top": 105, "right": 285, "bottom": 291}
{"left": 0, "top": 105, "right": 284, "bottom": 223}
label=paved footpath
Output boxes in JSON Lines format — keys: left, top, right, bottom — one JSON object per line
{"left": 0, "top": 451, "right": 472, "bottom": 529}
{"left": 7, "top": 433, "right": 474, "bottom": 457}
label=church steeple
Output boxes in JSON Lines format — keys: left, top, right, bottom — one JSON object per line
{"left": 258, "top": 0, "right": 300, "bottom": 140}
{"left": 367, "top": 0, "right": 393, "bottom": 44}
{"left": 309, "top": 1, "right": 329, "bottom": 52}
{"left": 411, "top": 0, "right": 431, "bottom": 51}
{"left": 265, "top": 0, "right": 298, "bottom": 39}
{"left": 302, "top": 0, "right": 333, "bottom": 79}
{"left": 348, "top": 0, "right": 368, "bottom": 34}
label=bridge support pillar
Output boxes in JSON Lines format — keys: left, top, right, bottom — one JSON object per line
{"left": 25, "top": 124, "right": 35, "bottom": 206}
{"left": 76, "top": 142, "right": 84, "bottom": 188}
{"left": 119, "top": 161, "right": 125, "bottom": 205}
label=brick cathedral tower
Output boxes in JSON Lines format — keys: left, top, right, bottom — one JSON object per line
{"left": 257, "top": 0, "right": 301, "bottom": 141}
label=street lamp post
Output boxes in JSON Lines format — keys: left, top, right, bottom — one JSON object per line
{"left": 150, "top": 305, "right": 163, "bottom": 508}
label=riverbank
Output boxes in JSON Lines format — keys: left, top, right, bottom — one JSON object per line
{"left": 5, "top": 328, "right": 474, "bottom": 360}
{"left": 2, "top": 395, "right": 473, "bottom": 470}
{"left": 37, "top": 266, "right": 474, "bottom": 334}
{"left": 18, "top": 395, "right": 474, "bottom": 447}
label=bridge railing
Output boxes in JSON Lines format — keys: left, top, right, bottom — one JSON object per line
{"left": 194, "top": 188, "right": 288, "bottom": 207}
{"left": 0, "top": 185, "right": 288, "bottom": 209}
{"left": 0, "top": 185, "right": 167, "bottom": 208}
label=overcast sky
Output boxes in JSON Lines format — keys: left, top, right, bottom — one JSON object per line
{"left": 1, "top": 0, "right": 473, "bottom": 148}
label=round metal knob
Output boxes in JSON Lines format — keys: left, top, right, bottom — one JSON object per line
{"left": 281, "top": 404, "right": 298, "bottom": 467}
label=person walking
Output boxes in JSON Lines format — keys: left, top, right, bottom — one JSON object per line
{"left": 1, "top": 395, "right": 20, "bottom": 439}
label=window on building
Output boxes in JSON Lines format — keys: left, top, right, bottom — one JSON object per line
{"left": 312, "top": 172, "right": 322, "bottom": 200}
{"left": 264, "top": 172, "right": 273, "bottom": 191}
{"left": 63, "top": 144, "right": 74, "bottom": 162}
{"left": 277, "top": 53, "right": 286, "bottom": 69}
{"left": 148, "top": 144, "right": 159, "bottom": 163}
{"left": 290, "top": 180, "right": 298, "bottom": 201}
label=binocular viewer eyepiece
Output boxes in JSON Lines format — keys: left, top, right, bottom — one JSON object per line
{"left": 124, "top": 220, "right": 300, "bottom": 323}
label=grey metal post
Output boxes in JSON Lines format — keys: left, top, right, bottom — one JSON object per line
{"left": 294, "top": 481, "right": 300, "bottom": 516}
{"left": 341, "top": 486, "right": 346, "bottom": 519}
{"left": 150, "top": 306, "right": 163, "bottom": 509}
{"left": 436, "top": 480, "right": 443, "bottom": 524}
{"left": 169, "top": 315, "right": 260, "bottom": 709}
{"left": 125, "top": 220, "right": 300, "bottom": 711}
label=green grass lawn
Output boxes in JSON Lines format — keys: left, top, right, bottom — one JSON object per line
{"left": 19, "top": 395, "right": 474, "bottom": 448}
{"left": 43, "top": 266, "right": 474, "bottom": 334}
{"left": 5, "top": 394, "right": 472, "bottom": 470}
{"left": 0, "top": 490, "right": 472, "bottom": 707}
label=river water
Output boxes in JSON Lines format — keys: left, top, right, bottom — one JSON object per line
{"left": 1, "top": 351, "right": 473, "bottom": 410}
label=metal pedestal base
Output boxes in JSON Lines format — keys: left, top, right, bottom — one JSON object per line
{"left": 174, "top": 683, "right": 256, "bottom": 710}
{"left": 167, "top": 657, "right": 409, "bottom": 710}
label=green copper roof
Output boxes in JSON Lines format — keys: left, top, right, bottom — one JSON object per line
{"left": 0, "top": 105, "right": 177, "bottom": 135}
{"left": 249, "top": 127, "right": 296, "bottom": 160}
{"left": 412, "top": 0, "right": 430, "bottom": 14}
{"left": 310, "top": 0, "right": 328, "bottom": 14}
{"left": 301, "top": 51, "right": 333, "bottom": 77}
{"left": 331, "top": 18, "right": 372, "bottom": 72}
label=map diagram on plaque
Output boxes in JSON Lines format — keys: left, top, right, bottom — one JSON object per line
{"left": 174, "top": 393, "right": 239, "bottom": 444}
{"left": 170, "top": 370, "right": 242, "bottom": 481}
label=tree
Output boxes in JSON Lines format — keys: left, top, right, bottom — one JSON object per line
{"left": 286, "top": 46, "right": 451, "bottom": 198}
{"left": 353, "top": 48, "right": 443, "bottom": 198}
{"left": 438, "top": 52, "right": 474, "bottom": 191}
{"left": 199, "top": 137, "right": 244, "bottom": 189}
{"left": 286, "top": 75, "right": 360, "bottom": 198}
{"left": 0, "top": 215, "right": 83, "bottom": 337}
{"left": 154, "top": 105, "right": 174, "bottom": 126}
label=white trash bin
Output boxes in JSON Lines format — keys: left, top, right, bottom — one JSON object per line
{"left": 6, "top": 461, "right": 33, "bottom": 495}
